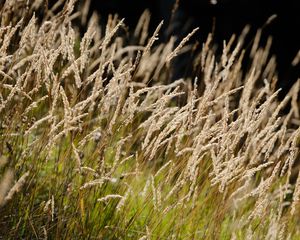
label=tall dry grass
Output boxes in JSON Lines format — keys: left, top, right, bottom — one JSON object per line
{"left": 0, "top": 0, "right": 300, "bottom": 239}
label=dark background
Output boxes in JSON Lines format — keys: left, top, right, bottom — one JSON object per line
{"left": 89, "top": 0, "right": 299, "bottom": 92}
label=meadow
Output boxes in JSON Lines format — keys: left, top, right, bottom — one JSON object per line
{"left": 0, "top": 0, "right": 300, "bottom": 239}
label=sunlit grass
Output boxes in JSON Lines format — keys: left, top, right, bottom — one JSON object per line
{"left": 0, "top": 0, "right": 300, "bottom": 239}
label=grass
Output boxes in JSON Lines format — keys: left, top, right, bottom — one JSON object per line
{"left": 0, "top": 0, "right": 300, "bottom": 239}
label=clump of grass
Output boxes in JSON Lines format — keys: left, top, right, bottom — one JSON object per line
{"left": 0, "top": 0, "right": 300, "bottom": 239}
